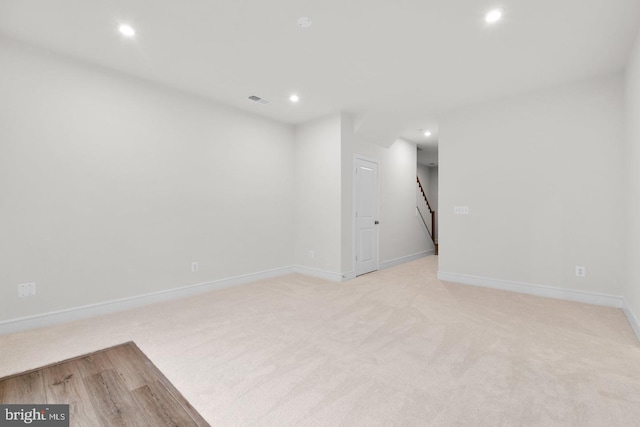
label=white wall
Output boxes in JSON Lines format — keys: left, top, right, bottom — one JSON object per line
{"left": 0, "top": 37, "right": 439, "bottom": 327}
{"left": 0, "top": 38, "right": 295, "bottom": 323}
{"left": 376, "top": 138, "right": 432, "bottom": 263}
{"left": 341, "top": 114, "right": 431, "bottom": 273}
{"left": 294, "top": 115, "right": 343, "bottom": 274}
{"left": 341, "top": 115, "right": 355, "bottom": 274}
{"left": 439, "top": 74, "right": 626, "bottom": 295}
{"left": 417, "top": 148, "right": 438, "bottom": 166}
{"left": 625, "top": 29, "right": 640, "bottom": 329}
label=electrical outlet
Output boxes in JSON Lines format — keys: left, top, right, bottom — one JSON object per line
{"left": 575, "top": 266, "right": 586, "bottom": 277}
{"left": 191, "top": 262, "right": 199, "bottom": 272}
{"left": 454, "top": 206, "right": 469, "bottom": 215}
{"left": 309, "top": 250, "right": 315, "bottom": 258}
{"left": 17, "top": 282, "right": 36, "bottom": 298}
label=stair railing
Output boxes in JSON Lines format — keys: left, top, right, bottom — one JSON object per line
{"left": 417, "top": 176, "right": 437, "bottom": 254}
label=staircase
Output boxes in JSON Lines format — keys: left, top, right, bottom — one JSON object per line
{"left": 417, "top": 176, "right": 438, "bottom": 255}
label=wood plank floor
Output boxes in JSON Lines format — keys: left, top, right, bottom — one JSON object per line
{"left": 0, "top": 342, "right": 209, "bottom": 427}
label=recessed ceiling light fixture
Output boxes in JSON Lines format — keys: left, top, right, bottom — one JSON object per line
{"left": 485, "top": 9, "right": 503, "bottom": 24}
{"left": 289, "top": 94, "right": 300, "bottom": 103}
{"left": 424, "top": 130, "right": 432, "bottom": 137}
{"left": 118, "top": 23, "right": 136, "bottom": 37}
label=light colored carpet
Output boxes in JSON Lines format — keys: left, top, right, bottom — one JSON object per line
{"left": 1, "top": 256, "right": 639, "bottom": 426}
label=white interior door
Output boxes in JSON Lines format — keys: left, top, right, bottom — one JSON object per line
{"left": 355, "top": 157, "right": 379, "bottom": 276}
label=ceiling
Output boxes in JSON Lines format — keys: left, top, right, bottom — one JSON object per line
{"left": 1, "top": 0, "right": 639, "bottom": 154}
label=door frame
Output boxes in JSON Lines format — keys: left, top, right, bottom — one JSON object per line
{"left": 353, "top": 154, "right": 380, "bottom": 276}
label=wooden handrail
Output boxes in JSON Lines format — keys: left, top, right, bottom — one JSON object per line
{"left": 417, "top": 176, "right": 433, "bottom": 214}
{"left": 417, "top": 176, "right": 437, "bottom": 252}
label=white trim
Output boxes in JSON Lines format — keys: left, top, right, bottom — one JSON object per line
{"left": 353, "top": 154, "right": 380, "bottom": 277}
{"left": 380, "top": 251, "right": 433, "bottom": 270}
{"left": 341, "top": 271, "right": 357, "bottom": 281}
{"left": 623, "top": 299, "right": 640, "bottom": 341}
{"left": 0, "top": 266, "right": 294, "bottom": 336}
{"left": 292, "top": 265, "right": 343, "bottom": 282}
{"left": 437, "top": 271, "right": 624, "bottom": 308}
{"left": 5, "top": 264, "right": 636, "bottom": 343}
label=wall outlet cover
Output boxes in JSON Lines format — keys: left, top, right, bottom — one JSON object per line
{"left": 17, "top": 282, "right": 36, "bottom": 298}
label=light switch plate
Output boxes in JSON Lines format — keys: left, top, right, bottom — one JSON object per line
{"left": 454, "top": 206, "right": 469, "bottom": 215}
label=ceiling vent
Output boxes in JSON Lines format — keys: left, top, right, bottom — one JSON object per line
{"left": 248, "top": 95, "right": 269, "bottom": 104}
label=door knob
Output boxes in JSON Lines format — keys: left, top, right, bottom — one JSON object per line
{"left": 375, "top": 220, "right": 379, "bottom": 225}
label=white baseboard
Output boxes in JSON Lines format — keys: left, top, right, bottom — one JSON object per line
{"left": 293, "top": 249, "right": 436, "bottom": 281}
{"left": 0, "top": 266, "right": 294, "bottom": 336}
{"left": 340, "top": 272, "right": 357, "bottom": 281}
{"left": 380, "top": 250, "right": 433, "bottom": 271}
{"left": 437, "top": 271, "right": 624, "bottom": 308}
{"left": 0, "top": 264, "right": 353, "bottom": 336}
{"left": 292, "top": 266, "right": 343, "bottom": 282}
{"left": 623, "top": 299, "right": 640, "bottom": 341}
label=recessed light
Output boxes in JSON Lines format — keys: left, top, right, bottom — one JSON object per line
{"left": 485, "top": 9, "right": 503, "bottom": 24}
{"left": 424, "top": 131, "right": 432, "bottom": 137}
{"left": 289, "top": 94, "right": 300, "bottom": 103}
{"left": 118, "top": 23, "right": 136, "bottom": 37}
{"left": 297, "top": 17, "right": 312, "bottom": 28}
